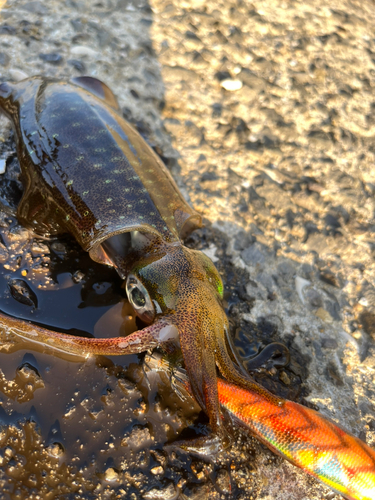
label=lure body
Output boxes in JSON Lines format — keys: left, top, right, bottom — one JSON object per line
{"left": 218, "top": 379, "right": 375, "bottom": 500}
{"left": 0, "top": 76, "right": 275, "bottom": 441}
{"left": 148, "top": 352, "right": 375, "bottom": 500}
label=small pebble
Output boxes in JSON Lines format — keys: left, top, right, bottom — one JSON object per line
{"left": 47, "top": 442, "right": 64, "bottom": 458}
{"left": 104, "top": 467, "right": 119, "bottom": 481}
{"left": 321, "top": 338, "right": 338, "bottom": 349}
{"left": 143, "top": 484, "right": 178, "bottom": 500}
{"left": 9, "top": 69, "right": 28, "bottom": 81}
{"left": 201, "top": 244, "right": 219, "bottom": 263}
{"left": 151, "top": 465, "right": 164, "bottom": 475}
{"left": 220, "top": 79, "right": 243, "bottom": 91}
{"left": 17, "top": 363, "right": 41, "bottom": 382}
{"left": 72, "top": 270, "right": 84, "bottom": 283}
{"left": 8, "top": 279, "right": 38, "bottom": 308}
{"left": 70, "top": 45, "right": 99, "bottom": 57}
{"left": 51, "top": 242, "right": 67, "bottom": 254}
{"left": 67, "top": 59, "right": 86, "bottom": 72}
{"left": 39, "top": 53, "right": 63, "bottom": 65}
{"left": 0, "top": 53, "right": 10, "bottom": 66}
{"left": 177, "top": 478, "right": 187, "bottom": 489}
{"left": 315, "top": 307, "right": 333, "bottom": 323}
{"left": 359, "top": 297, "right": 368, "bottom": 307}
{"left": 279, "top": 370, "right": 291, "bottom": 385}
{"left": 0, "top": 159, "right": 6, "bottom": 174}
{"left": 21, "top": 1, "right": 49, "bottom": 15}
{"left": 196, "top": 471, "right": 205, "bottom": 481}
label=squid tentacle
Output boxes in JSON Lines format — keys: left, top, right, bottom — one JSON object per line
{"left": 0, "top": 311, "right": 174, "bottom": 356}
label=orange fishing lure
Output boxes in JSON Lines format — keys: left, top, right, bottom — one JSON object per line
{"left": 218, "top": 378, "right": 375, "bottom": 500}
{"left": 147, "top": 352, "right": 375, "bottom": 500}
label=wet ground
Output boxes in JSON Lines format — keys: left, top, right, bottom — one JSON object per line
{"left": 0, "top": 0, "right": 374, "bottom": 498}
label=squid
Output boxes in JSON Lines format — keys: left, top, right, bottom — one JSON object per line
{"left": 0, "top": 75, "right": 279, "bottom": 442}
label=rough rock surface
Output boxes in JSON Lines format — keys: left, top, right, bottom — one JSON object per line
{"left": 0, "top": 0, "right": 374, "bottom": 498}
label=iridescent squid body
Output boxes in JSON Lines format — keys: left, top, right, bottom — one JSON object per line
{"left": 0, "top": 76, "right": 276, "bottom": 441}
{"left": 0, "top": 77, "right": 374, "bottom": 500}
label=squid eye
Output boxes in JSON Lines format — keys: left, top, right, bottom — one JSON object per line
{"left": 130, "top": 287, "right": 146, "bottom": 308}
{"left": 126, "top": 274, "right": 155, "bottom": 323}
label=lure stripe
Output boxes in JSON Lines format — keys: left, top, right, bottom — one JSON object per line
{"left": 217, "top": 378, "right": 375, "bottom": 500}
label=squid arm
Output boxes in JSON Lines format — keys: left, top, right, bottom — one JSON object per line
{"left": 0, "top": 311, "right": 176, "bottom": 357}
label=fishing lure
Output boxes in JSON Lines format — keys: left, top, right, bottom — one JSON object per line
{"left": 148, "top": 352, "right": 375, "bottom": 500}
{"left": 0, "top": 76, "right": 278, "bottom": 442}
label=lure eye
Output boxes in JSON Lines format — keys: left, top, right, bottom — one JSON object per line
{"left": 126, "top": 274, "right": 155, "bottom": 324}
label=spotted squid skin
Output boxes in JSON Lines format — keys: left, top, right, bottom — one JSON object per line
{"left": 0, "top": 76, "right": 201, "bottom": 264}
